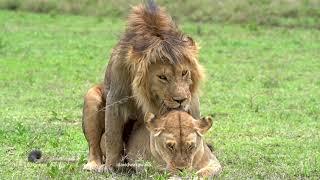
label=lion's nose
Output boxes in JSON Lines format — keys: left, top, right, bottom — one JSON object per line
{"left": 173, "top": 97, "right": 187, "bottom": 104}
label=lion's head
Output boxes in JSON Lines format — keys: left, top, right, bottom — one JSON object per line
{"left": 144, "top": 111, "right": 212, "bottom": 172}
{"left": 124, "top": 2, "right": 204, "bottom": 114}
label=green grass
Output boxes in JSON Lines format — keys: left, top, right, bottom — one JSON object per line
{"left": 0, "top": 9, "right": 320, "bottom": 179}
{"left": 0, "top": 0, "right": 319, "bottom": 28}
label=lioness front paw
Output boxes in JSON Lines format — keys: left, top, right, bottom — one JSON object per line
{"left": 196, "top": 166, "right": 221, "bottom": 177}
{"left": 168, "top": 175, "right": 182, "bottom": 180}
{"left": 196, "top": 168, "right": 213, "bottom": 177}
{"left": 83, "top": 161, "right": 100, "bottom": 171}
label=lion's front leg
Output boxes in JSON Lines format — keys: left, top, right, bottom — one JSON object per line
{"left": 104, "top": 104, "right": 126, "bottom": 169}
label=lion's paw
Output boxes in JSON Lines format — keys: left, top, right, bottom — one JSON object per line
{"left": 83, "top": 161, "right": 100, "bottom": 171}
{"left": 97, "top": 164, "right": 116, "bottom": 173}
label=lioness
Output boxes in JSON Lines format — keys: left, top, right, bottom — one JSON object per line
{"left": 83, "top": 0, "right": 204, "bottom": 170}
{"left": 100, "top": 111, "right": 222, "bottom": 177}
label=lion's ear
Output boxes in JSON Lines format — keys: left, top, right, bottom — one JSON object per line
{"left": 194, "top": 116, "right": 213, "bottom": 136}
{"left": 183, "top": 35, "right": 196, "bottom": 47}
{"left": 144, "top": 112, "right": 164, "bottom": 136}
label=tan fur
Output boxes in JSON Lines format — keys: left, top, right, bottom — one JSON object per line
{"left": 82, "top": 84, "right": 106, "bottom": 170}
{"left": 82, "top": 1, "right": 204, "bottom": 170}
{"left": 101, "top": 111, "right": 222, "bottom": 177}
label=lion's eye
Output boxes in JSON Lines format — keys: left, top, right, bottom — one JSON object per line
{"left": 182, "top": 70, "right": 188, "bottom": 77}
{"left": 158, "top": 75, "right": 168, "bottom": 81}
{"left": 166, "top": 143, "right": 175, "bottom": 152}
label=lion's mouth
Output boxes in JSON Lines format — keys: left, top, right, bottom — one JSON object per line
{"left": 163, "top": 100, "right": 189, "bottom": 111}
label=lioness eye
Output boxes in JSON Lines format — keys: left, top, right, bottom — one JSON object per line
{"left": 158, "top": 75, "right": 168, "bottom": 81}
{"left": 166, "top": 143, "right": 175, "bottom": 152}
{"left": 187, "top": 143, "right": 195, "bottom": 151}
{"left": 182, "top": 70, "right": 188, "bottom": 76}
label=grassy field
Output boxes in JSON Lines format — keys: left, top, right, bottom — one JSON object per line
{"left": 0, "top": 9, "right": 320, "bottom": 179}
{"left": 0, "top": 0, "right": 320, "bottom": 28}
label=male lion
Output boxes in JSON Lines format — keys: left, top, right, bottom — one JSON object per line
{"left": 82, "top": 0, "right": 203, "bottom": 170}
{"left": 100, "top": 110, "right": 222, "bottom": 177}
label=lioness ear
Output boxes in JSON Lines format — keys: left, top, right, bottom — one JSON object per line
{"left": 194, "top": 116, "right": 213, "bottom": 136}
{"left": 144, "top": 112, "right": 164, "bottom": 136}
{"left": 144, "top": 112, "right": 155, "bottom": 124}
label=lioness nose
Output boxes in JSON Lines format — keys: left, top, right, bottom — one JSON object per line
{"left": 177, "top": 168, "right": 183, "bottom": 172}
{"left": 173, "top": 97, "right": 187, "bottom": 104}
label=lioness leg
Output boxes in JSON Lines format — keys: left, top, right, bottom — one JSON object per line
{"left": 82, "top": 85, "right": 105, "bottom": 171}
{"left": 196, "top": 146, "right": 222, "bottom": 177}
{"left": 196, "top": 158, "right": 222, "bottom": 177}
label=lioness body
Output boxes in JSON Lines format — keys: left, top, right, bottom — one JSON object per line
{"left": 100, "top": 111, "right": 222, "bottom": 177}
{"left": 82, "top": 1, "right": 204, "bottom": 170}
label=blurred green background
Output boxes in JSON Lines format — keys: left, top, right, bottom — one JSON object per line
{"left": 0, "top": 0, "right": 319, "bottom": 179}
{"left": 1, "top": 0, "right": 319, "bottom": 28}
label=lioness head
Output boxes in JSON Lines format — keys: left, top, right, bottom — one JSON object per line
{"left": 126, "top": 3, "right": 204, "bottom": 114}
{"left": 144, "top": 111, "right": 212, "bottom": 172}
